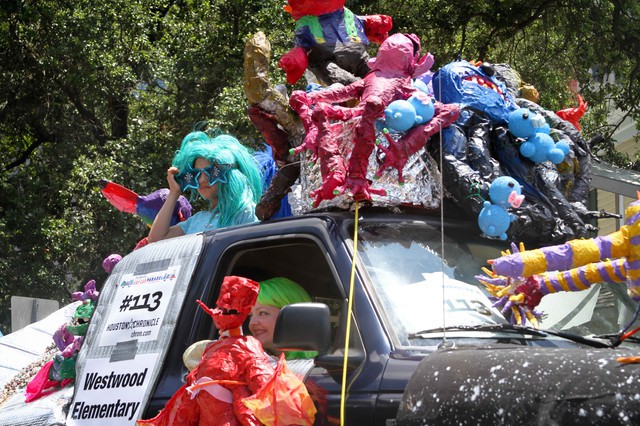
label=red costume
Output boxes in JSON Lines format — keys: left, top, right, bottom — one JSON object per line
{"left": 138, "top": 276, "right": 275, "bottom": 426}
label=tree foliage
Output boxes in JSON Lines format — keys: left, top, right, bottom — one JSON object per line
{"left": 372, "top": 0, "right": 640, "bottom": 163}
{"left": 1, "top": 0, "right": 639, "bottom": 334}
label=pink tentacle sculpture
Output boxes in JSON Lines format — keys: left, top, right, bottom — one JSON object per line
{"left": 289, "top": 33, "right": 440, "bottom": 206}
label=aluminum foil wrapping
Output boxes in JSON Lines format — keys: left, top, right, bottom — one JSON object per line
{"left": 289, "top": 119, "right": 443, "bottom": 214}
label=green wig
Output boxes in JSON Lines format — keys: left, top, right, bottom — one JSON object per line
{"left": 258, "top": 277, "right": 318, "bottom": 360}
{"left": 172, "top": 131, "right": 263, "bottom": 228}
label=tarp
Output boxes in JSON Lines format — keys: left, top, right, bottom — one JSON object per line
{"left": 0, "top": 302, "right": 80, "bottom": 389}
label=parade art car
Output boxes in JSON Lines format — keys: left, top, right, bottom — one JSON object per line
{"left": 1, "top": 205, "right": 640, "bottom": 425}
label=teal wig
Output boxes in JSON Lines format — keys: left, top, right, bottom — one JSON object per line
{"left": 258, "top": 277, "right": 318, "bottom": 360}
{"left": 172, "top": 132, "right": 263, "bottom": 228}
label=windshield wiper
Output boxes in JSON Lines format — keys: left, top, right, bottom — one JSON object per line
{"left": 592, "top": 333, "right": 640, "bottom": 347}
{"left": 409, "top": 324, "right": 612, "bottom": 348}
{"left": 408, "top": 323, "right": 548, "bottom": 339}
{"left": 539, "top": 329, "right": 610, "bottom": 348}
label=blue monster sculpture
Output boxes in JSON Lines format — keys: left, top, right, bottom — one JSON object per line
{"left": 431, "top": 60, "right": 597, "bottom": 244}
{"left": 433, "top": 60, "right": 518, "bottom": 124}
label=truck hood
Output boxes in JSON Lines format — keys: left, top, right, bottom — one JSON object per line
{"left": 396, "top": 346, "right": 640, "bottom": 425}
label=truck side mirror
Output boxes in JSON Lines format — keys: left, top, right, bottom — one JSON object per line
{"left": 273, "top": 302, "right": 331, "bottom": 353}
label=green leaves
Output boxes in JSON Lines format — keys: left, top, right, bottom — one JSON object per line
{"left": 1, "top": 0, "right": 640, "bottom": 334}
{"left": 0, "top": 0, "right": 292, "bottom": 334}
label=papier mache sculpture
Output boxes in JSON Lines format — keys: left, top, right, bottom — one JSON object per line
{"left": 288, "top": 32, "right": 459, "bottom": 206}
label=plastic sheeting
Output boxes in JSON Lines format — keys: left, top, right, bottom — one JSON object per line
{"left": 0, "top": 386, "right": 73, "bottom": 426}
{"left": 0, "top": 302, "right": 80, "bottom": 390}
{"left": 0, "top": 304, "right": 80, "bottom": 424}
{"left": 290, "top": 117, "right": 443, "bottom": 214}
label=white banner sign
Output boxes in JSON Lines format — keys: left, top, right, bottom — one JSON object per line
{"left": 99, "top": 265, "right": 181, "bottom": 347}
{"left": 68, "top": 353, "right": 158, "bottom": 425}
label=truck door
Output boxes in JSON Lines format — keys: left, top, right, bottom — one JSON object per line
{"left": 189, "top": 230, "right": 384, "bottom": 426}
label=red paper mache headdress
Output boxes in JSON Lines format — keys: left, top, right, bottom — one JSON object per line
{"left": 197, "top": 276, "right": 260, "bottom": 331}
{"left": 283, "top": 0, "right": 345, "bottom": 20}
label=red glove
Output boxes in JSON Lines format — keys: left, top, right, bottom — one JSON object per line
{"left": 278, "top": 47, "right": 309, "bottom": 85}
{"left": 360, "top": 15, "right": 393, "bottom": 44}
{"left": 556, "top": 95, "right": 587, "bottom": 131}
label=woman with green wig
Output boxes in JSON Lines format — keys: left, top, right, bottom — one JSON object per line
{"left": 182, "top": 276, "right": 316, "bottom": 373}
{"left": 148, "top": 131, "right": 262, "bottom": 242}
{"left": 249, "top": 277, "right": 318, "bottom": 360}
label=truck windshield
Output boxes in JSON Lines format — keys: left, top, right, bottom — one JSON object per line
{"left": 353, "top": 220, "right": 640, "bottom": 347}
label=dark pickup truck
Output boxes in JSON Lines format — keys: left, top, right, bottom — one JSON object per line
{"left": 2, "top": 206, "right": 640, "bottom": 425}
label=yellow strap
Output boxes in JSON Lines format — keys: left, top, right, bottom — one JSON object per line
{"left": 340, "top": 201, "right": 359, "bottom": 425}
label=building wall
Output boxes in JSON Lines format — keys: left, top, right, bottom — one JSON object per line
{"left": 595, "top": 129, "right": 637, "bottom": 235}
{"left": 596, "top": 189, "right": 632, "bottom": 235}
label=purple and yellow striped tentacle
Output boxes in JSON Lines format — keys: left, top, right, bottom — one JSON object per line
{"left": 491, "top": 229, "right": 630, "bottom": 278}
{"left": 624, "top": 199, "right": 640, "bottom": 301}
{"left": 538, "top": 258, "right": 628, "bottom": 294}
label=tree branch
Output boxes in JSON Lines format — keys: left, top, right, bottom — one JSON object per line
{"left": 21, "top": 40, "right": 109, "bottom": 145}
{"left": 2, "top": 118, "right": 58, "bottom": 172}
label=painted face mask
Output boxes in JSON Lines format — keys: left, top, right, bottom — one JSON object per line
{"left": 175, "top": 162, "right": 233, "bottom": 192}
{"left": 197, "top": 276, "right": 259, "bottom": 331}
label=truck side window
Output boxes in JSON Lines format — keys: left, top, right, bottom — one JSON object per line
{"left": 195, "top": 237, "right": 364, "bottom": 361}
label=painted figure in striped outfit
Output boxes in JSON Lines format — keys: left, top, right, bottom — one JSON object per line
{"left": 278, "top": 0, "right": 393, "bottom": 86}
{"left": 476, "top": 195, "right": 640, "bottom": 326}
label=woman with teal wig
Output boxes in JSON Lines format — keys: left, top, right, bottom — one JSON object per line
{"left": 148, "top": 131, "right": 262, "bottom": 242}
{"left": 249, "top": 277, "right": 318, "bottom": 360}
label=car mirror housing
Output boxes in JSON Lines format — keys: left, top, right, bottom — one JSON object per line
{"left": 273, "top": 303, "right": 331, "bottom": 353}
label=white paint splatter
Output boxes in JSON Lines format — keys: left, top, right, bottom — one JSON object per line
{"left": 470, "top": 385, "right": 481, "bottom": 402}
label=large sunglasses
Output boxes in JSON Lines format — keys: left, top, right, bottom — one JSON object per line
{"left": 175, "top": 162, "right": 233, "bottom": 191}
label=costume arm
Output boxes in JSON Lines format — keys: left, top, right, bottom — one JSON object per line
{"left": 231, "top": 338, "right": 275, "bottom": 425}
{"left": 147, "top": 167, "right": 186, "bottom": 242}
{"left": 478, "top": 257, "right": 629, "bottom": 327}
{"left": 359, "top": 14, "right": 393, "bottom": 44}
{"left": 308, "top": 79, "right": 364, "bottom": 105}
{"left": 490, "top": 229, "right": 629, "bottom": 278}
{"left": 278, "top": 47, "right": 309, "bottom": 85}
{"left": 478, "top": 238, "right": 632, "bottom": 327}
